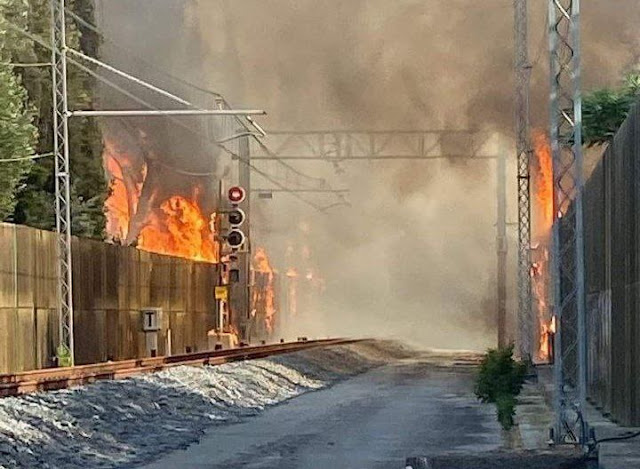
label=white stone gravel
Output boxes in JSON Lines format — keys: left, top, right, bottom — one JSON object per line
{"left": 0, "top": 341, "right": 411, "bottom": 468}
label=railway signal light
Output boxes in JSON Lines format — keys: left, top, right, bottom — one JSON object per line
{"left": 228, "top": 186, "right": 246, "bottom": 204}
{"left": 223, "top": 185, "right": 247, "bottom": 250}
{"left": 226, "top": 229, "right": 245, "bottom": 248}
{"left": 228, "top": 207, "right": 245, "bottom": 227}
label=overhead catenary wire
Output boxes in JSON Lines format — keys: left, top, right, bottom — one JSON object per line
{"left": 1, "top": 62, "right": 52, "bottom": 67}
{"left": 5, "top": 20, "right": 338, "bottom": 211}
{"left": 68, "top": 60, "right": 331, "bottom": 211}
{"left": 65, "top": 8, "right": 329, "bottom": 190}
{"left": 0, "top": 152, "right": 54, "bottom": 162}
{"left": 65, "top": 7, "right": 225, "bottom": 99}
{"left": 528, "top": 8, "right": 549, "bottom": 72}
{"left": 69, "top": 59, "right": 330, "bottom": 210}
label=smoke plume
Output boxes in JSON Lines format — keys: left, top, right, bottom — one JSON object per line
{"left": 96, "top": 0, "right": 640, "bottom": 350}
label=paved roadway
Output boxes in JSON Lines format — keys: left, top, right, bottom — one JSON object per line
{"left": 142, "top": 353, "right": 505, "bottom": 469}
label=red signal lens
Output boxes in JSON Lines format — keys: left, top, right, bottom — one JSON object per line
{"left": 228, "top": 186, "right": 246, "bottom": 203}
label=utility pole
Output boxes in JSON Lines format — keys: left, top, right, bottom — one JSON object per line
{"left": 51, "top": 0, "right": 74, "bottom": 365}
{"left": 514, "top": 0, "right": 533, "bottom": 359}
{"left": 548, "top": 0, "right": 588, "bottom": 444}
{"left": 497, "top": 149, "right": 507, "bottom": 347}
{"left": 237, "top": 135, "right": 252, "bottom": 342}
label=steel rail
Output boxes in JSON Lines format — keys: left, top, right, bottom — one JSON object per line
{"left": 0, "top": 338, "right": 362, "bottom": 397}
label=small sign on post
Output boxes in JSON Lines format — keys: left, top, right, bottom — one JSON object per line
{"left": 141, "top": 308, "right": 161, "bottom": 332}
{"left": 141, "top": 307, "right": 162, "bottom": 357}
{"left": 215, "top": 286, "right": 228, "bottom": 300}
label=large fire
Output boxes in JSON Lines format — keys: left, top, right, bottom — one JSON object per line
{"left": 104, "top": 142, "right": 145, "bottom": 241}
{"left": 534, "top": 132, "right": 554, "bottom": 232}
{"left": 103, "top": 138, "right": 218, "bottom": 263}
{"left": 532, "top": 130, "right": 554, "bottom": 362}
{"left": 138, "top": 194, "right": 218, "bottom": 262}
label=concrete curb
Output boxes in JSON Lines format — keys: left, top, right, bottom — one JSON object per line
{"left": 515, "top": 379, "right": 554, "bottom": 450}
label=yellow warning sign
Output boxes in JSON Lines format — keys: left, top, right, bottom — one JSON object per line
{"left": 215, "top": 286, "right": 228, "bottom": 300}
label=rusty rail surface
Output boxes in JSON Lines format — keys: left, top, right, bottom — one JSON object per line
{"left": 0, "top": 338, "right": 361, "bottom": 397}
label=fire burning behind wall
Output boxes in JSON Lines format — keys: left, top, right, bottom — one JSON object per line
{"left": 531, "top": 130, "right": 554, "bottom": 361}
{"left": 138, "top": 194, "right": 218, "bottom": 262}
{"left": 103, "top": 136, "right": 218, "bottom": 263}
{"left": 104, "top": 141, "right": 144, "bottom": 241}
{"left": 252, "top": 247, "right": 276, "bottom": 334}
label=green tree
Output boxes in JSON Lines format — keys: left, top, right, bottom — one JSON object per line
{"left": 0, "top": 63, "right": 38, "bottom": 219}
{"left": 3, "top": 0, "right": 107, "bottom": 238}
{"left": 582, "top": 72, "right": 640, "bottom": 147}
{"left": 0, "top": 1, "right": 38, "bottom": 220}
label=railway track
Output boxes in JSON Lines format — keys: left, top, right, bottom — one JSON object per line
{"left": 0, "top": 338, "right": 360, "bottom": 397}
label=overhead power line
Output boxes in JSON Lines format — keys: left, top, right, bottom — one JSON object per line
{"left": 0, "top": 152, "right": 54, "bottom": 162}
{"left": 1, "top": 62, "right": 52, "bottom": 67}
{"left": 5, "top": 20, "right": 338, "bottom": 212}
{"left": 65, "top": 7, "right": 329, "bottom": 190}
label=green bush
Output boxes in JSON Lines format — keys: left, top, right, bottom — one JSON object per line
{"left": 496, "top": 394, "right": 517, "bottom": 430}
{"left": 475, "top": 344, "right": 527, "bottom": 430}
{"left": 582, "top": 72, "right": 640, "bottom": 147}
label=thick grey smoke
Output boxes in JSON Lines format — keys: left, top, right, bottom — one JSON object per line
{"left": 96, "top": 0, "right": 639, "bottom": 350}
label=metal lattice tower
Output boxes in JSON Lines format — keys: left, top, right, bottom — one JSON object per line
{"left": 51, "top": 0, "right": 75, "bottom": 365}
{"left": 514, "top": 0, "right": 533, "bottom": 358}
{"left": 548, "top": 0, "right": 588, "bottom": 444}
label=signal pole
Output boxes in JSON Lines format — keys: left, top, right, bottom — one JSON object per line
{"left": 237, "top": 135, "right": 252, "bottom": 341}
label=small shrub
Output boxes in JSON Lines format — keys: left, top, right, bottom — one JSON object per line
{"left": 496, "top": 394, "right": 516, "bottom": 430}
{"left": 475, "top": 344, "right": 527, "bottom": 430}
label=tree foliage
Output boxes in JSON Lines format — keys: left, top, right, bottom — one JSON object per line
{"left": 2, "top": 0, "right": 107, "bottom": 238}
{"left": 0, "top": 1, "right": 38, "bottom": 220}
{"left": 582, "top": 72, "right": 640, "bottom": 147}
{"left": 0, "top": 64, "right": 37, "bottom": 220}
{"left": 475, "top": 345, "right": 527, "bottom": 430}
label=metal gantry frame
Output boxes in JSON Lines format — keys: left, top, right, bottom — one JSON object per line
{"left": 548, "top": 0, "right": 588, "bottom": 444}
{"left": 250, "top": 130, "right": 495, "bottom": 161}
{"left": 514, "top": 0, "right": 533, "bottom": 358}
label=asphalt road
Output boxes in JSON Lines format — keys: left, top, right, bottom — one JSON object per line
{"left": 143, "top": 354, "right": 507, "bottom": 469}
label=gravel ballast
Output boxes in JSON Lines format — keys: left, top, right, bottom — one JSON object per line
{"left": 0, "top": 341, "right": 411, "bottom": 468}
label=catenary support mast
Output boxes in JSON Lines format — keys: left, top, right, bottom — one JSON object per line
{"left": 51, "top": 0, "right": 74, "bottom": 365}
{"left": 514, "top": 0, "right": 533, "bottom": 356}
{"left": 548, "top": 0, "right": 588, "bottom": 444}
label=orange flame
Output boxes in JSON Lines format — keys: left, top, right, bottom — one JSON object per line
{"left": 532, "top": 130, "right": 554, "bottom": 362}
{"left": 138, "top": 195, "right": 218, "bottom": 262}
{"left": 103, "top": 137, "right": 218, "bottom": 263}
{"left": 533, "top": 131, "right": 554, "bottom": 233}
{"left": 104, "top": 141, "right": 145, "bottom": 241}
{"left": 252, "top": 247, "right": 276, "bottom": 333}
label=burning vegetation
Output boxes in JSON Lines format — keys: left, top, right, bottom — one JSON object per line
{"left": 102, "top": 125, "right": 330, "bottom": 343}
{"left": 252, "top": 247, "right": 277, "bottom": 335}
{"left": 103, "top": 132, "right": 218, "bottom": 263}
{"left": 531, "top": 130, "right": 554, "bottom": 362}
